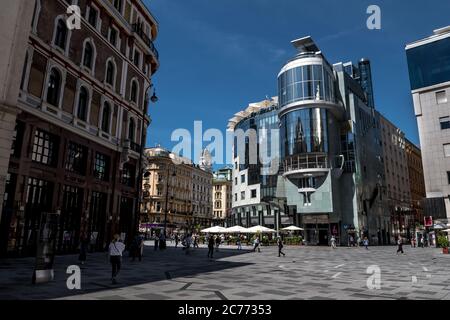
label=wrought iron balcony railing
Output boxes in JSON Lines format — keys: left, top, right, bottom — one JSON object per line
{"left": 132, "top": 23, "right": 159, "bottom": 60}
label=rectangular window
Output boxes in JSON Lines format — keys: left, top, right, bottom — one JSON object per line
{"left": 444, "top": 144, "right": 450, "bottom": 158}
{"left": 251, "top": 189, "right": 257, "bottom": 198}
{"left": 241, "top": 191, "right": 245, "bottom": 200}
{"left": 448, "top": 172, "right": 450, "bottom": 185}
{"left": 93, "top": 152, "right": 110, "bottom": 181}
{"left": 440, "top": 117, "right": 450, "bottom": 130}
{"left": 234, "top": 193, "right": 237, "bottom": 202}
{"left": 121, "top": 163, "right": 136, "bottom": 187}
{"left": 156, "top": 202, "right": 161, "bottom": 212}
{"left": 32, "top": 129, "right": 59, "bottom": 166}
{"left": 436, "top": 91, "right": 447, "bottom": 104}
{"left": 241, "top": 174, "right": 246, "bottom": 183}
{"left": 65, "top": 142, "right": 87, "bottom": 175}
{"left": 234, "top": 177, "right": 237, "bottom": 185}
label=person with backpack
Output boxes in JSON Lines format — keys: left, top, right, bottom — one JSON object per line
{"left": 109, "top": 234, "right": 126, "bottom": 284}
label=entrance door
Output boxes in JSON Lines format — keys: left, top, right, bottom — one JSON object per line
{"left": 59, "top": 185, "right": 83, "bottom": 253}
{"left": 319, "top": 229, "right": 329, "bottom": 246}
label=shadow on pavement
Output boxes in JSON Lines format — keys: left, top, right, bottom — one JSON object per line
{"left": 0, "top": 245, "right": 253, "bottom": 300}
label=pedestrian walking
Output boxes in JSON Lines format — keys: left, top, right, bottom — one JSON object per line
{"left": 396, "top": 236, "right": 404, "bottom": 255}
{"left": 154, "top": 233, "right": 159, "bottom": 250}
{"left": 277, "top": 237, "right": 285, "bottom": 257}
{"left": 207, "top": 235, "right": 215, "bottom": 258}
{"left": 253, "top": 236, "right": 261, "bottom": 253}
{"left": 215, "top": 235, "right": 221, "bottom": 252}
{"left": 185, "top": 233, "right": 192, "bottom": 255}
{"left": 109, "top": 234, "right": 126, "bottom": 284}
{"left": 159, "top": 232, "right": 166, "bottom": 250}
{"left": 195, "top": 236, "right": 200, "bottom": 248}
{"left": 131, "top": 234, "right": 144, "bottom": 262}
{"left": 330, "top": 235, "right": 337, "bottom": 249}
{"left": 363, "top": 237, "right": 369, "bottom": 250}
{"left": 78, "top": 233, "right": 89, "bottom": 265}
{"left": 237, "top": 235, "right": 242, "bottom": 250}
{"left": 175, "top": 234, "right": 179, "bottom": 248}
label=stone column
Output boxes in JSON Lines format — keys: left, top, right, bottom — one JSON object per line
{"left": 0, "top": 0, "right": 35, "bottom": 224}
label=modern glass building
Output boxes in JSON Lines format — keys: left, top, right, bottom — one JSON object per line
{"left": 406, "top": 26, "right": 450, "bottom": 223}
{"left": 229, "top": 37, "right": 389, "bottom": 246}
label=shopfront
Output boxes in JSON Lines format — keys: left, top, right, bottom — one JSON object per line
{"left": 302, "top": 214, "right": 330, "bottom": 246}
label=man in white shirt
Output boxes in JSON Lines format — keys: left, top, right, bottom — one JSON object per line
{"left": 109, "top": 234, "right": 126, "bottom": 284}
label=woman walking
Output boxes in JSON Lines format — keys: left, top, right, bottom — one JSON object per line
{"left": 109, "top": 234, "right": 126, "bottom": 284}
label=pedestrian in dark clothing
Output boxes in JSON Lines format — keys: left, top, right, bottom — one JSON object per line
{"left": 131, "top": 234, "right": 144, "bottom": 262}
{"left": 207, "top": 236, "right": 215, "bottom": 258}
{"left": 193, "top": 236, "right": 199, "bottom": 248}
{"left": 397, "top": 237, "right": 404, "bottom": 255}
{"left": 175, "top": 234, "right": 179, "bottom": 248}
{"left": 154, "top": 233, "right": 159, "bottom": 251}
{"left": 215, "top": 235, "right": 221, "bottom": 252}
{"left": 277, "top": 238, "right": 285, "bottom": 257}
{"left": 78, "top": 234, "right": 89, "bottom": 265}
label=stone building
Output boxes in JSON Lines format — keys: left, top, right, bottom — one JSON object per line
{"left": 0, "top": 0, "right": 159, "bottom": 256}
{"left": 141, "top": 148, "right": 193, "bottom": 236}
{"left": 141, "top": 147, "right": 213, "bottom": 235}
{"left": 212, "top": 167, "right": 232, "bottom": 226}
{"left": 379, "top": 115, "right": 413, "bottom": 239}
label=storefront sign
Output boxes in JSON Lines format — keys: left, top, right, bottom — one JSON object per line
{"left": 424, "top": 216, "right": 433, "bottom": 227}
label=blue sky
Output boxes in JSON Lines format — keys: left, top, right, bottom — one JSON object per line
{"left": 144, "top": 0, "right": 450, "bottom": 164}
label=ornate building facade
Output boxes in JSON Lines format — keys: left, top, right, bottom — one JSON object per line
{"left": 0, "top": 0, "right": 159, "bottom": 256}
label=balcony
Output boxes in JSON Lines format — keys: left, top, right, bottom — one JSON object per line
{"left": 132, "top": 23, "right": 159, "bottom": 61}
{"left": 131, "top": 141, "right": 142, "bottom": 153}
{"left": 282, "top": 153, "right": 330, "bottom": 178}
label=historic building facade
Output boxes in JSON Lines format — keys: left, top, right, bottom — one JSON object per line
{"left": 379, "top": 114, "right": 413, "bottom": 239}
{"left": 0, "top": 0, "right": 159, "bottom": 256}
{"left": 405, "top": 139, "right": 426, "bottom": 230}
{"left": 212, "top": 167, "right": 232, "bottom": 226}
{"left": 141, "top": 148, "right": 193, "bottom": 236}
{"left": 141, "top": 147, "right": 213, "bottom": 235}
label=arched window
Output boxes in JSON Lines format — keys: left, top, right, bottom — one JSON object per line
{"left": 83, "top": 42, "right": 93, "bottom": 69}
{"left": 101, "top": 102, "right": 111, "bottom": 133}
{"left": 106, "top": 61, "right": 115, "bottom": 86}
{"left": 77, "top": 87, "right": 89, "bottom": 121}
{"left": 131, "top": 81, "right": 138, "bottom": 103}
{"left": 128, "top": 118, "right": 135, "bottom": 142}
{"left": 46, "top": 68, "right": 61, "bottom": 106}
{"left": 54, "top": 19, "right": 68, "bottom": 50}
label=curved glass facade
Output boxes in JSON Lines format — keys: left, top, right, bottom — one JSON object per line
{"left": 280, "top": 108, "right": 329, "bottom": 159}
{"left": 278, "top": 64, "right": 335, "bottom": 107}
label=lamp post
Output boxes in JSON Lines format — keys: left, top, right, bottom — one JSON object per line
{"left": 134, "top": 87, "right": 158, "bottom": 243}
{"left": 164, "top": 165, "right": 176, "bottom": 239}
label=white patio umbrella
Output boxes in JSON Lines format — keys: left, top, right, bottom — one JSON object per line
{"left": 281, "top": 226, "right": 304, "bottom": 231}
{"left": 200, "top": 226, "right": 227, "bottom": 233}
{"left": 224, "top": 226, "right": 249, "bottom": 233}
{"left": 246, "top": 225, "right": 276, "bottom": 233}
